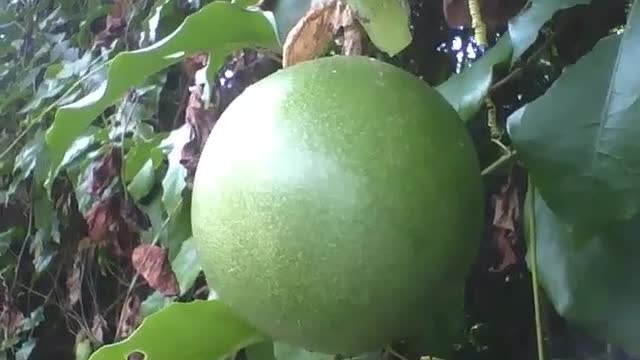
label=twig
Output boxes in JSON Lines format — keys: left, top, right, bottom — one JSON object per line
{"left": 481, "top": 151, "right": 517, "bottom": 177}
{"left": 527, "top": 178, "right": 546, "bottom": 360}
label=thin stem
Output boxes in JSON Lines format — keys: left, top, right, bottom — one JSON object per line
{"left": 481, "top": 150, "right": 517, "bottom": 177}
{"left": 527, "top": 178, "right": 545, "bottom": 360}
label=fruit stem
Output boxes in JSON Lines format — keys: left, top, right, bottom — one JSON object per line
{"left": 481, "top": 151, "right": 517, "bottom": 177}
{"left": 527, "top": 179, "right": 546, "bottom": 360}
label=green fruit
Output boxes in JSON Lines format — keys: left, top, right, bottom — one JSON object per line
{"left": 191, "top": 55, "right": 483, "bottom": 355}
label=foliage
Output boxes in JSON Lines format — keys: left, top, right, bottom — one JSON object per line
{"left": 0, "top": 0, "right": 637, "bottom": 359}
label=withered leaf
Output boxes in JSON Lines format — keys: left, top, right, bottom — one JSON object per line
{"left": 443, "top": 0, "right": 527, "bottom": 30}
{"left": 283, "top": 0, "right": 363, "bottom": 67}
{"left": 490, "top": 175, "right": 521, "bottom": 272}
{"left": 131, "top": 245, "right": 179, "bottom": 296}
{"left": 117, "top": 294, "right": 140, "bottom": 339}
{"left": 66, "top": 237, "right": 95, "bottom": 308}
{"left": 90, "top": 147, "right": 122, "bottom": 197}
{"left": 85, "top": 197, "right": 145, "bottom": 257}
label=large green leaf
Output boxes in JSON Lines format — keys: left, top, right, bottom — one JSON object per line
{"left": 527, "top": 190, "right": 640, "bottom": 357}
{"left": 508, "top": 0, "right": 591, "bottom": 61}
{"left": 270, "top": 0, "right": 315, "bottom": 44}
{"left": 345, "top": 0, "right": 411, "bottom": 56}
{"left": 436, "top": 33, "right": 513, "bottom": 122}
{"left": 45, "top": 2, "right": 279, "bottom": 179}
{"left": 88, "top": 300, "right": 265, "bottom": 360}
{"left": 507, "top": 8, "right": 640, "bottom": 228}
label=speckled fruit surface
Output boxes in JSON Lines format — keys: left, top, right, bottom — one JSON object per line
{"left": 191, "top": 55, "right": 483, "bottom": 355}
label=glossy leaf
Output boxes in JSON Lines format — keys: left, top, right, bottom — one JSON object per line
{"left": 508, "top": 21, "right": 640, "bottom": 228}
{"left": 127, "top": 159, "right": 156, "bottom": 201}
{"left": 508, "top": 0, "right": 591, "bottom": 61}
{"left": 170, "top": 238, "right": 202, "bottom": 295}
{"left": 436, "top": 33, "right": 513, "bottom": 122}
{"left": 345, "top": 0, "right": 411, "bottom": 56}
{"left": 88, "top": 300, "right": 265, "bottom": 360}
{"left": 161, "top": 124, "right": 190, "bottom": 213}
{"left": 527, "top": 190, "right": 640, "bottom": 357}
{"left": 45, "top": 2, "right": 279, "bottom": 178}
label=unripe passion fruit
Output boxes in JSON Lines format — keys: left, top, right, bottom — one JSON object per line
{"left": 191, "top": 55, "right": 483, "bottom": 355}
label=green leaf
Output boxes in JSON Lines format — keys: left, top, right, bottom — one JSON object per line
{"left": 0, "top": 228, "right": 20, "bottom": 257}
{"left": 246, "top": 341, "right": 277, "bottom": 360}
{"left": 269, "top": 0, "right": 314, "bottom": 44}
{"left": 88, "top": 300, "right": 265, "bottom": 360}
{"left": 436, "top": 33, "right": 513, "bottom": 122}
{"left": 508, "top": 9, "right": 640, "bottom": 228}
{"left": 170, "top": 238, "right": 202, "bottom": 295}
{"left": 140, "top": 291, "right": 172, "bottom": 319}
{"left": 45, "top": 2, "right": 279, "bottom": 178}
{"left": 124, "top": 134, "right": 165, "bottom": 182}
{"left": 508, "top": 0, "right": 591, "bottom": 61}
{"left": 161, "top": 124, "right": 190, "bottom": 213}
{"left": 345, "top": 0, "right": 411, "bottom": 56}
{"left": 274, "top": 342, "right": 333, "bottom": 360}
{"left": 527, "top": 190, "right": 640, "bottom": 357}
{"left": 127, "top": 159, "right": 156, "bottom": 201}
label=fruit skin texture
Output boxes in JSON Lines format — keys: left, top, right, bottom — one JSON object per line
{"left": 191, "top": 55, "right": 483, "bottom": 355}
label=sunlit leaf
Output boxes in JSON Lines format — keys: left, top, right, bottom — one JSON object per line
{"left": 508, "top": 19, "right": 640, "bottom": 228}
{"left": 436, "top": 33, "right": 513, "bottom": 122}
{"left": 46, "top": 2, "right": 279, "bottom": 179}
{"left": 508, "top": 0, "right": 591, "bottom": 61}
{"left": 88, "top": 300, "right": 265, "bottom": 360}
{"left": 527, "top": 190, "right": 640, "bottom": 357}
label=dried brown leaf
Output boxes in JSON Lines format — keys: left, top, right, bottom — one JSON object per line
{"left": 85, "top": 197, "right": 144, "bottom": 257}
{"left": 66, "top": 237, "right": 95, "bottom": 308}
{"left": 117, "top": 294, "right": 140, "bottom": 339}
{"left": 283, "top": 0, "right": 363, "bottom": 67}
{"left": 132, "top": 245, "right": 179, "bottom": 296}
{"left": 90, "top": 147, "right": 122, "bottom": 197}
{"left": 94, "top": 0, "right": 128, "bottom": 47}
{"left": 490, "top": 175, "right": 520, "bottom": 272}
{"left": 443, "top": 0, "right": 526, "bottom": 29}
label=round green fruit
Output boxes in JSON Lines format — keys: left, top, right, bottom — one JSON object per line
{"left": 191, "top": 56, "right": 483, "bottom": 355}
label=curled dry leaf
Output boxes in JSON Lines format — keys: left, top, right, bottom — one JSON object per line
{"left": 490, "top": 174, "right": 521, "bottom": 272}
{"left": 94, "top": 0, "right": 129, "bottom": 47}
{"left": 90, "top": 147, "right": 122, "bottom": 197}
{"left": 0, "top": 297, "right": 24, "bottom": 339}
{"left": 283, "top": 0, "right": 363, "bottom": 67}
{"left": 85, "top": 197, "right": 147, "bottom": 257}
{"left": 443, "top": 0, "right": 527, "bottom": 29}
{"left": 182, "top": 85, "right": 218, "bottom": 179}
{"left": 66, "top": 237, "right": 96, "bottom": 308}
{"left": 182, "top": 53, "right": 209, "bottom": 79}
{"left": 131, "top": 244, "right": 179, "bottom": 297}
{"left": 116, "top": 294, "right": 140, "bottom": 339}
